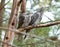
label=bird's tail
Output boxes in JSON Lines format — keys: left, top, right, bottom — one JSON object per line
{"left": 24, "top": 30, "right": 30, "bottom": 39}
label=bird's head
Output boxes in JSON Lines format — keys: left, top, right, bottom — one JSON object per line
{"left": 38, "top": 7, "right": 44, "bottom": 14}
{"left": 36, "top": 7, "right": 44, "bottom": 16}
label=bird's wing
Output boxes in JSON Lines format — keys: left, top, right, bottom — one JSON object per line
{"left": 29, "top": 13, "right": 39, "bottom": 25}
{"left": 22, "top": 15, "right": 31, "bottom": 27}
{"left": 17, "top": 15, "right": 25, "bottom": 28}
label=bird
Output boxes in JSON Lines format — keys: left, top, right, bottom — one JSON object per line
{"left": 17, "top": 13, "right": 31, "bottom": 41}
{"left": 17, "top": 7, "right": 44, "bottom": 40}
{"left": 24, "top": 7, "right": 44, "bottom": 39}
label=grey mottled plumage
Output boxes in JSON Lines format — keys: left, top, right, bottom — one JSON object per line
{"left": 17, "top": 7, "right": 44, "bottom": 40}
{"left": 17, "top": 14, "right": 31, "bottom": 28}
{"left": 17, "top": 13, "right": 31, "bottom": 40}
{"left": 24, "top": 7, "right": 44, "bottom": 39}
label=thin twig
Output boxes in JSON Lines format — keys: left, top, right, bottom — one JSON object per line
{"left": 0, "top": 0, "right": 10, "bottom": 11}
{"left": 44, "top": 14, "right": 53, "bottom": 21}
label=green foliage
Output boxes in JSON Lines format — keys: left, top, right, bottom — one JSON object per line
{"left": 34, "top": 27, "right": 50, "bottom": 36}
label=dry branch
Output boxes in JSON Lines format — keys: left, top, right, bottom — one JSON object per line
{"left": 19, "top": 20, "right": 60, "bottom": 30}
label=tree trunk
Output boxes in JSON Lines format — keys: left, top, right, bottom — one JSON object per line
{"left": 21, "top": 0, "right": 26, "bottom": 13}
{"left": 2, "top": 0, "right": 18, "bottom": 47}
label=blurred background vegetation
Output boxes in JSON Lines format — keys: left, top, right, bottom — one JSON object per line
{"left": 0, "top": 0, "right": 60, "bottom": 47}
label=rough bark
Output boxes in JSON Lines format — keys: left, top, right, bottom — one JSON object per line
{"left": 2, "top": 0, "right": 18, "bottom": 47}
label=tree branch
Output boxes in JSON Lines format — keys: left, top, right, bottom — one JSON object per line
{"left": 18, "top": 20, "right": 60, "bottom": 30}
